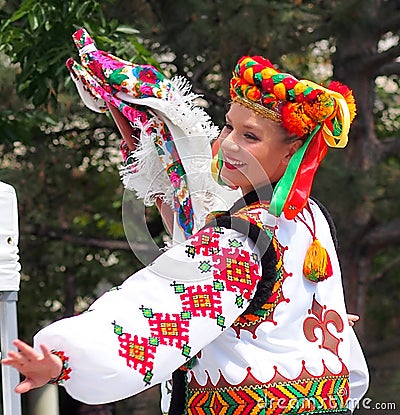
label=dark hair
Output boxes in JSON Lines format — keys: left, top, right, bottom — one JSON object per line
{"left": 283, "top": 132, "right": 307, "bottom": 144}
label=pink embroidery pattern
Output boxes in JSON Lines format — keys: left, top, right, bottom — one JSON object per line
{"left": 186, "top": 227, "right": 223, "bottom": 257}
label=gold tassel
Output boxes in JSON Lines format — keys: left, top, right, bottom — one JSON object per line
{"left": 303, "top": 239, "right": 332, "bottom": 282}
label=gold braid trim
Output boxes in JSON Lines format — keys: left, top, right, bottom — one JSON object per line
{"left": 233, "top": 96, "right": 282, "bottom": 123}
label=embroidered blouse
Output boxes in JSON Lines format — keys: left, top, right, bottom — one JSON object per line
{"left": 34, "top": 191, "right": 368, "bottom": 414}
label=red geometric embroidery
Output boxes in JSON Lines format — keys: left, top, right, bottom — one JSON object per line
{"left": 213, "top": 247, "right": 260, "bottom": 300}
{"left": 303, "top": 294, "right": 344, "bottom": 356}
{"left": 148, "top": 313, "right": 189, "bottom": 348}
{"left": 232, "top": 239, "right": 291, "bottom": 338}
{"left": 180, "top": 285, "right": 222, "bottom": 318}
{"left": 186, "top": 227, "right": 222, "bottom": 257}
{"left": 232, "top": 201, "right": 274, "bottom": 233}
{"left": 117, "top": 333, "right": 156, "bottom": 376}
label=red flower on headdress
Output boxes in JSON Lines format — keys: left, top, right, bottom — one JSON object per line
{"left": 282, "top": 76, "right": 297, "bottom": 91}
{"left": 328, "top": 81, "right": 357, "bottom": 122}
{"left": 262, "top": 94, "right": 277, "bottom": 107}
{"left": 261, "top": 77, "right": 275, "bottom": 92}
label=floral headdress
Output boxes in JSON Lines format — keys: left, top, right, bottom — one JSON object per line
{"left": 228, "top": 55, "right": 357, "bottom": 220}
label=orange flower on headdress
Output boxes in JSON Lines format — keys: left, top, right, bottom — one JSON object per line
{"left": 303, "top": 90, "right": 335, "bottom": 123}
{"left": 281, "top": 103, "right": 317, "bottom": 137}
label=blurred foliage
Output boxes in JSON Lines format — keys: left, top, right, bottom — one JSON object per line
{"left": 2, "top": 113, "right": 137, "bottom": 332}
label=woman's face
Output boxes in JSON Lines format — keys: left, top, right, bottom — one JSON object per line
{"left": 217, "top": 103, "right": 302, "bottom": 194}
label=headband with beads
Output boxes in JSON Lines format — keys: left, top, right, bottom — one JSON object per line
{"left": 228, "top": 55, "right": 357, "bottom": 219}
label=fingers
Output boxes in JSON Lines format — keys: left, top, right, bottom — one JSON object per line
{"left": 2, "top": 350, "right": 24, "bottom": 366}
{"left": 348, "top": 314, "right": 360, "bottom": 327}
{"left": 1, "top": 339, "right": 39, "bottom": 370}
{"left": 348, "top": 314, "right": 360, "bottom": 321}
{"left": 1, "top": 357, "right": 14, "bottom": 365}
{"left": 12, "top": 339, "right": 39, "bottom": 360}
{"left": 39, "top": 344, "right": 52, "bottom": 359}
{"left": 15, "top": 378, "right": 35, "bottom": 394}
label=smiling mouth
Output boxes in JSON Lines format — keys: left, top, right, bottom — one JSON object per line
{"left": 223, "top": 155, "right": 246, "bottom": 170}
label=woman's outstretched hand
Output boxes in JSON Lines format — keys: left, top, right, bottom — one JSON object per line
{"left": 348, "top": 314, "right": 360, "bottom": 327}
{"left": 1, "top": 339, "right": 62, "bottom": 393}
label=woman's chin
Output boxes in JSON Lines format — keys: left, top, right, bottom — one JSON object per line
{"left": 219, "top": 172, "right": 240, "bottom": 190}
{"left": 220, "top": 176, "right": 240, "bottom": 191}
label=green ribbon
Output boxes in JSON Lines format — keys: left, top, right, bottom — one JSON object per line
{"left": 269, "top": 125, "right": 321, "bottom": 217}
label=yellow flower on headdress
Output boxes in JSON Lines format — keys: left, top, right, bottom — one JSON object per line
{"left": 247, "top": 86, "right": 261, "bottom": 101}
{"left": 243, "top": 67, "right": 256, "bottom": 84}
{"left": 294, "top": 82, "right": 307, "bottom": 95}
{"left": 273, "top": 83, "right": 287, "bottom": 100}
{"left": 261, "top": 67, "right": 278, "bottom": 79}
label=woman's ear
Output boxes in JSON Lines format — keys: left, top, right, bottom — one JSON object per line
{"left": 283, "top": 139, "right": 303, "bottom": 165}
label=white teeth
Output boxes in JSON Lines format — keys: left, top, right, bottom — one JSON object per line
{"left": 225, "top": 157, "right": 244, "bottom": 166}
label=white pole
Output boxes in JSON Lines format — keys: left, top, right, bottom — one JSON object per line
{"left": 0, "top": 182, "right": 22, "bottom": 415}
{"left": 0, "top": 291, "right": 22, "bottom": 415}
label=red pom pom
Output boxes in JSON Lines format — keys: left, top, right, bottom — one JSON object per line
{"left": 328, "top": 81, "right": 357, "bottom": 122}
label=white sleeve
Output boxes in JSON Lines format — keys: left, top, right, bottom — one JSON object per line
{"left": 0, "top": 182, "right": 21, "bottom": 291}
{"left": 348, "top": 328, "right": 369, "bottom": 411}
{"left": 34, "top": 225, "right": 261, "bottom": 404}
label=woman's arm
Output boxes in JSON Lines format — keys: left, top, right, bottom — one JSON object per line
{"left": 107, "top": 103, "right": 138, "bottom": 151}
{"left": 2, "top": 225, "right": 261, "bottom": 403}
{"left": 108, "top": 103, "right": 175, "bottom": 235}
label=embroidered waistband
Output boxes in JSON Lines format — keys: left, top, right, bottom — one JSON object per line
{"left": 186, "top": 375, "right": 349, "bottom": 415}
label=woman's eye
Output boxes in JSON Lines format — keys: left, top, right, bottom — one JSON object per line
{"left": 219, "top": 124, "right": 233, "bottom": 138}
{"left": 222, "top": 123, "right": 233, "bottom": 131}
{"left": 244, "top": 133, "right": 259, "bottom": 141}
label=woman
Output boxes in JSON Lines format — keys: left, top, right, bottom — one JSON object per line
{"left": 2, "top": 32, "right": 368, "bottom": 415}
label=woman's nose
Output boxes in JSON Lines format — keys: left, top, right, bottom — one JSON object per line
{"left": 220, "top": 132, "right": 240, "bottom": 152}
